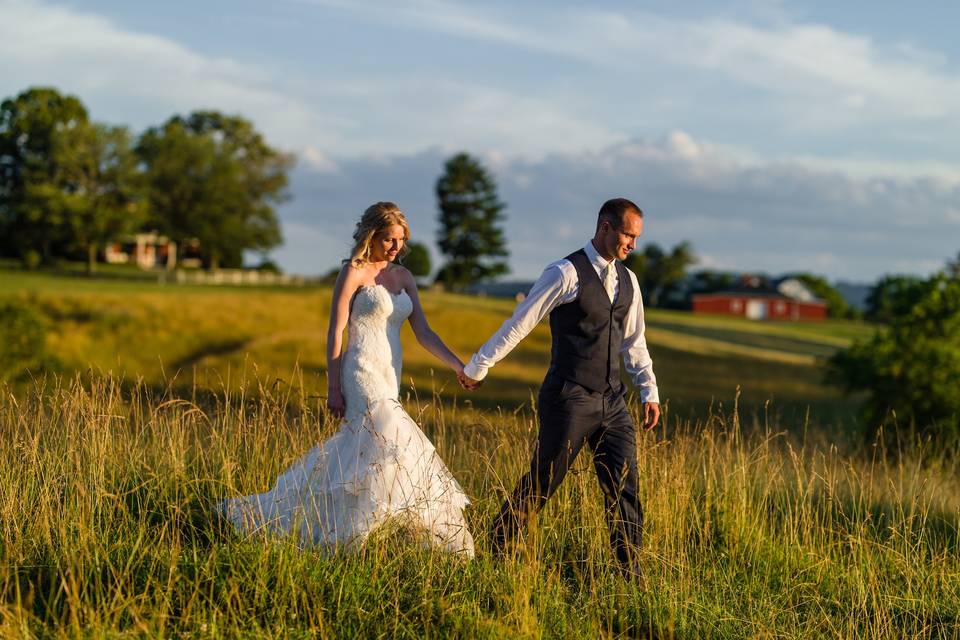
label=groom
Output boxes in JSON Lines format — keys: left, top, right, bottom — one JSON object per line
{"left": 459, "top": 197, "right": 660, "bottom": 575}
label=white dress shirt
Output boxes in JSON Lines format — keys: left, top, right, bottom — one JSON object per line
{"left": 463, "top": 240, "right": 659, "bottom": 403}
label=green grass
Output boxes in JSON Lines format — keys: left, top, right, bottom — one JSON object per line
{"left": 3, "top": 270, "right": 953, "bottom": 637}
{"left": 0, "top": 374, "right": 956, "bottom": 637}
{"left": 0, "top": 269, "right": 871, "bottom": 434}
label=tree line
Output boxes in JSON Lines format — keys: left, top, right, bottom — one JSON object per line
{"left": 0, "top": 87, "right": 292, "bottom": 272}
{"left": 829, "top": 252, "right": 960, "bottom": 443}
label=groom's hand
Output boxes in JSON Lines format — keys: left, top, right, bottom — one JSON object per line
{"left": 642, "top": 402, "right": 661, "bottom": 431}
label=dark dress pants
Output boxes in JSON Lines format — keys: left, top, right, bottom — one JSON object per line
{"left": 491, "top": 377, "right": 644, "bottom": 572}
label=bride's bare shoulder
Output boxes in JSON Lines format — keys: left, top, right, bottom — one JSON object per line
{"left": 337, "top": 261, "right": 368, "bottom": 286}
{"left": 331, "top": 263, "right": 370, "bottom": 308}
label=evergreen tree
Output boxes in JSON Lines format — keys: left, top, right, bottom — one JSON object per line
{"left": 435, "top": 153, "right": 508, "bottom": 290}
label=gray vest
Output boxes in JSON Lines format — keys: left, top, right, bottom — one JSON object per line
{"left": 546, "top": 248, "right": 634, "bottom": 393}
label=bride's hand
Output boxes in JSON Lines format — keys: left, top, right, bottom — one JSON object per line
{"left": 327, "top": 387, "right": 345, "bottom": 419}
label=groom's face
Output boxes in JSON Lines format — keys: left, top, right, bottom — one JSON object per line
{"left": 601, "top": 211, "right": 643, "bottom": 261}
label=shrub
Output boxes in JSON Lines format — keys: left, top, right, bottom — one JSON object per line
{"left": 829, "top": 273, "right": 960, "bottom": 441}
{"left": 0, "top": 300, "right": 48, "bottom": 381}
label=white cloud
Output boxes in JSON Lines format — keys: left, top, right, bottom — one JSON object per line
{"left": 305, "top": 0, "right": 960, "bottom": 133}
{"left": 0, "top": 0, "right": 332, "bottom": 149}
{"left": 674, "top": 21, "right": 960, "bottom": 130}
{"left": 301, "top": 147, "right": 341, "bottom": 173}
{"left": 1, "top": 0, "right": 623, "bottom": 158}
{"left": 280, "top": 131, "right": 960, "bottom": 281}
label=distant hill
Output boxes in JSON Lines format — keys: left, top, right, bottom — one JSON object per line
{"left": 467, "top": 280, "right": 535, "bottom": 299}
{"left": 835, "top": 281, "right": 872, "bottom": 311}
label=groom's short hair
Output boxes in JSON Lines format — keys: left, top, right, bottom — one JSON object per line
{"left": 597, "top": 198, "right": 643, "bottom": 231}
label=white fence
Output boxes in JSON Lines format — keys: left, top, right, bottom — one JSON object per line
{"left": 168, "top": 269, "right": 314, "bottom": 286}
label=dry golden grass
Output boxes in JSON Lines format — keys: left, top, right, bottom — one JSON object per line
{"left": 3, "top": 272, "right": 950, "bottom": 637}
{"left": 0, "top": 373, "right": 956, "bottom": 637}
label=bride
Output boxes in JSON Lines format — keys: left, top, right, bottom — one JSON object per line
{"left": 221, "top": 202, "right": 475, "bottom": 556}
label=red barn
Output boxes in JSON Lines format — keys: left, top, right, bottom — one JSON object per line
{"left": 690, "top": 276, "right": 828, "bottom": 321}
{"left": 691, "top": 293, "right": 827, "bottom": 320}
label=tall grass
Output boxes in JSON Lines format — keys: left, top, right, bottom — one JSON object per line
{"left": 1, "top": 372, "right": 956, "bottom": 638}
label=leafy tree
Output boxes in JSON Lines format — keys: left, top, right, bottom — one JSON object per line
{"left": 864, "top": 274, "right": 926, "bottom": 324}
{"left": 689, "top": 269, "right": 736, "bottom": 294}
{"left": 783, "top": 272, "right": 856, "bottom": 319}
{"left": 0, "top": 87, "right": 89, "bottom": 265}
{"left": 137, "top": 111, "right": 292, "bottom": 270}
{"left": 435, "top": 153, "right": 508, "bottom": 290}
{"left": 829, "top": 273, "right": 960, "bottom": 441}
{"left": 253, "top": 255, "right": 282, "bottom": 273}
{"left": 55, "top": 122, "right": 144, "bottom": 273}
{"left": 402, "top": 241, "right": 431, "bottom": 278}
{"left": 624, "top": 241, "right": 696, "bottom": 307}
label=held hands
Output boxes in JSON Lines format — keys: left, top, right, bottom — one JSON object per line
{"left": 642, "top": 402, "right": 661, "bottom": 431}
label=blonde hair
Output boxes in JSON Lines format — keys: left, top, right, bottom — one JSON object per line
{"left": 348, "top": 202, "right": 411, "bottom": 267}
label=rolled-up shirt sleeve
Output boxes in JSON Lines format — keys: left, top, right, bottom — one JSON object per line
{"left": 621, "top": 269, "right": 659, "bottom": 403}
{"left": 463, "top": 261, "right": 574, "bottom": 381}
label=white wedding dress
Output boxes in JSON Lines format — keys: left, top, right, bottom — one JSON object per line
{"left": 221, "top": 284, "right": 475, "bottom": 556}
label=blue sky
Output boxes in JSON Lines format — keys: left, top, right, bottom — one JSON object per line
{"left": 2, "top": 0, "right": 958, "bottom": 281}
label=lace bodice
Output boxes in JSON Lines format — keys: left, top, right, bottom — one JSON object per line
{"left": 341, "top": 284, "right": 413, "bottom": 421}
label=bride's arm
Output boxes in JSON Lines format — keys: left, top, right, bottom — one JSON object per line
{"left": 326, "top": 264, "right": 359, "bottom": 418}
{"left": 402, "top": 269, "right": 465, "bottom": 374}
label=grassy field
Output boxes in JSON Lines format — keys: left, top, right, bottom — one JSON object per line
{"left": 1, "top": 270, "right": 957, "bottom": 638}
{"left": 1, "top": 269, "right": 870, "bottom": 433}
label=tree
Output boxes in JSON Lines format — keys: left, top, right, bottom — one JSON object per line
{"left": 402, "top": 241, "right": 431, "bottom": 278}
{"left": 55, "top": 122, "right": 144, "bottom": 273}
{"left": 864, "top": 274, "right": 926, "bottom": 324}
{"left": 137, "top": 111, "right": 292, "bottom": 270}
{"left": 0, "top": 87, "right": 90, "bottom": 266}
{"left": 828, "top": 273, "right": 960, "bottom": 441}
{"left": 624, "top": 241, "right": 696, "bottom": 307}
{"left": 689, "top": 269, "right": 736, "bottom": 295}
{"left": 435, "top": 153, "right": 508, "bottom": 290}
{"left": 783, "top": 272, "right": 856, "bottom": 319}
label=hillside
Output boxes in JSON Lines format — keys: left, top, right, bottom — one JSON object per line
{"left": 1, "top": 270, "right": 872, "bottom": 430}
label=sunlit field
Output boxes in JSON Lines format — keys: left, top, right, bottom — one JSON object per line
{"left": 1, "top": 270, "right": 867, "bottom": 432}
{"left": 1, "top": 271, "right": 957, "bottom": 637}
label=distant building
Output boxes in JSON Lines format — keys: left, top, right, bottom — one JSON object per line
{"left": 691, "top": 276, "right": 827, "bottom": 321}
{"left": 104, "top": 232, "right": 178, "bottom": 270}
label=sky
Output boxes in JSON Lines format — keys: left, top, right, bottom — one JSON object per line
{"left": 2, "top": 0, "right": 959, "bottom": 282}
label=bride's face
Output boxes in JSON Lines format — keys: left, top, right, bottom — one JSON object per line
{"left": 371, "top": 224, "right": 406, "bottom": 262}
